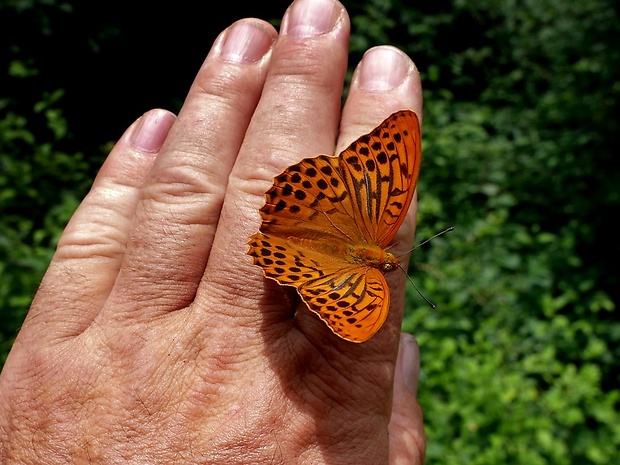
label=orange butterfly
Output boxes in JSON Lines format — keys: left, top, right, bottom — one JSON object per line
{"left": 247, "top": 110, "right": 421, "bottom": 342}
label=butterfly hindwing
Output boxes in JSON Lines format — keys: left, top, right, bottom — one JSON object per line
{"left": 298, "top": 267, "right": 390, "bottom": 343}
{"left": 247, "top": 232, "right": 390, "bottom": 343}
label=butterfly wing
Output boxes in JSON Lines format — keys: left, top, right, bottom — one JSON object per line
{"left": 298, "top": 265, "right": 390, "bottom": 343}
{"left": 255, "top": 110, "right": 420, "bottom": 248}
{"left": 247, "top": 232, "right": 389, "bottom": 342}
{"left": 256, "top": 154, "right": 365, "bottom": 244}
{"left": 338, "top": 110, "right": 421, "bottom": 247}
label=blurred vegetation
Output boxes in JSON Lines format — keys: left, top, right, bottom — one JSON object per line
{"left": 1, "top": 0, "right": 619, "bottom": 463}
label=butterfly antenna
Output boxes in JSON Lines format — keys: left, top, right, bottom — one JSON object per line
{"left": 410, "top": 226, "right": 455, "bottom": 252}
{"left": 397, "top": 227, "right": 454, "bottom": 309}
{"left": 398, "top": 264, "right": 436, "bottom": 309}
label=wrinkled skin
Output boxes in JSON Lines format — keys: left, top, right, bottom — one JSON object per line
{"left": 0, "top": 0, "right": 426, "bottom": 463}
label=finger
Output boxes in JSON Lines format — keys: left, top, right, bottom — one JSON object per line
{"left": 200, "top": 0, "right": 350, "bottom": 340}
{"left": 291, "top": 45, "right": 424, "bottom": 346}
{"left": 343, "top": 46, "right": 423, "bottom": 344}
{"left": 389, "top": 334, "right": 426, "bottom": 465}
{"left": 103, "top": 19, "right": 278, "bottom": 321}
{"left": 232, "top": 0, "right": 350, "bottom": 191}
{"left": 25, "top": 109, "right": 175, "bottom": 338}
{"left": 340, "top": 45, "right": 423, "bottom": 248}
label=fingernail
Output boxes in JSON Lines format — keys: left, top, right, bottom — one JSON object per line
{"left": 282, "top": 0, "right": 341, "bottom": 39}
{"left": 220, "top": 21, "right": 275, "bottom": 64}
{"left": 399, "top": 333, "right": 420, "bottom": 395}
{"left": 131, "top": 110, "right": 175, "bottom": 152}
{"left": 358, "top": 46, "right": 410, "bottom": 91}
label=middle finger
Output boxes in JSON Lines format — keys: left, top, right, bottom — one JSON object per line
{"left": 201, "top": 0, "right": 350, "bottom": 337}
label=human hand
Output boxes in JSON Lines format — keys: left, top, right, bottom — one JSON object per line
{"left": 0, "top": 0, "right": 425, "bottom": 463}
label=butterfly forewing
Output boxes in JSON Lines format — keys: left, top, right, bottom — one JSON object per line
{"left": 339, "top": 110, "right": 421, "bottom": 247}
{"left": 258, "top": 155, "right": 365, "bottom": 244}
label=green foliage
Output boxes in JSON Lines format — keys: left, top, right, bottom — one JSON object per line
{"left": 0, "top": 0, "right": 99, "bottom": 360}
{"left": 0, "top": 91, "right": 87, "bottom": 361}
{"left": 2, "top": 0, "right": 619, "bottom": 463}
{"left": 356, "top": 0, "right": 620, "bottom": 462}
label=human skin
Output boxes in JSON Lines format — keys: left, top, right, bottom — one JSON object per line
{"left": 0, "top": 0, "right": 426, "bottom": 463}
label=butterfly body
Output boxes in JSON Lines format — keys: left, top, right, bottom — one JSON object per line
{"left": 248, "top": 110, "right": 421, "bottom": 343}
{"left": 348, "top": 243, "right": 399, "bottom": 272}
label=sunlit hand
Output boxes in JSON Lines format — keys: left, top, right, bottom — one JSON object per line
{"left": 0, "top": 0, "right": 425, "bottom": 463}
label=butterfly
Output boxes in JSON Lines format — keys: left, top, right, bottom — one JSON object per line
{"left": 247, "top": 110, "right": 421, "bottom": 342}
